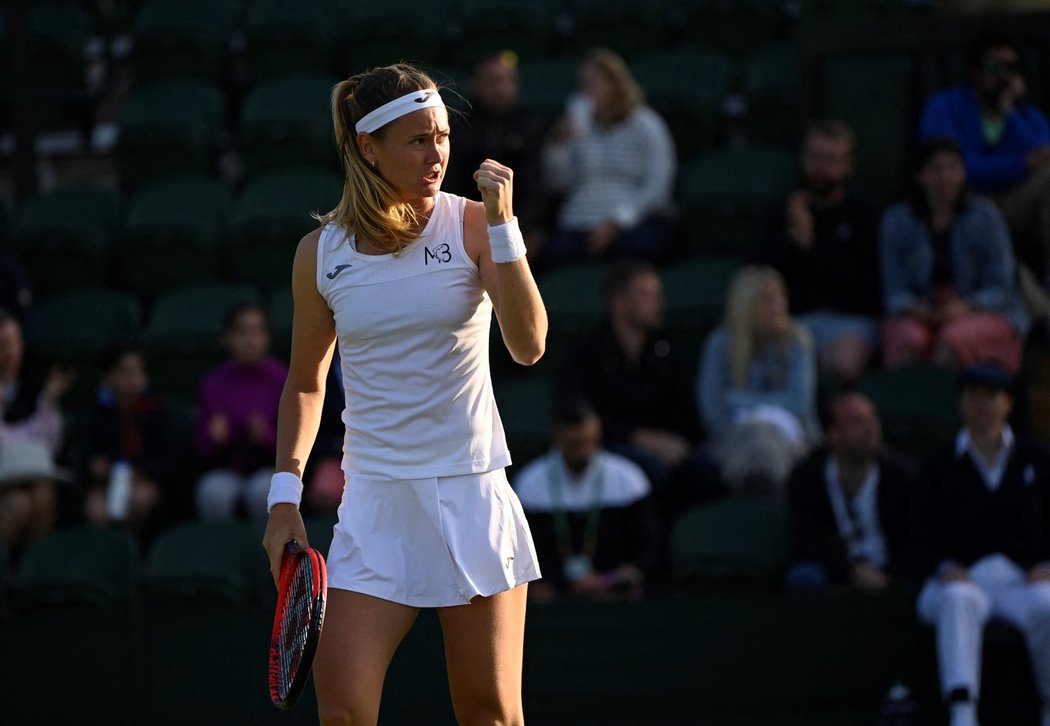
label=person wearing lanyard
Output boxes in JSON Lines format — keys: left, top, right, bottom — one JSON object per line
{"left": 513, "top": 396, "right": 660, "bottom": 600}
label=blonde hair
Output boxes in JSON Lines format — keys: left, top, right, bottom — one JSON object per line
{"left": 581, "top": 47, "right": 644, "bottom": 124}
{"left": 315, "top": 63, "right": 441, "bottom": 254}
{"left": 723, "top": 266, "right": 805, "bottom": 388}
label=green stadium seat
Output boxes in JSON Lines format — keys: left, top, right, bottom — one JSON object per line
{"left": 31, "top": 287, "right": 142, "bottom": 365}
{"left": 119, "top": 174, "right": 231, "bottom": 297}
{"left": 331, "top": 0, "right": 450, "bottom": 73}
{"left": 661, "top": 254, "right": 744, "bottom": 350}
{"left": 494, "top": 375, "right": 555, "bottom": 469}
{"left": 677, "top": 144, "right": 796, "bottom": 256}
{"left": 243, "top": 0, "right": 340, "bottom": 80}
{"left": 267, "top": 283, "right": 293, "bottom": 360}
{"left": 13, "top": 526, "right": 139, "bottom": 610}
{"left": 632, "top": 46, "right": 734, "bottom": 159}
{"left": 857, "top": 362, "right": 959, "bottom": 459}
{"left": 742, "top": 44, "right": 804, "bottom": 149}
{"left": 536, "top": 262, "right": 608, "bottom": 372}
{"left": 238, "top": 73, "right": 340, "bottom": 176}
{"left": 230, "top": 167, "right": 341, "bottom": 288}
{"left": 454, "top": 0, "right": 563, "bottom": 66}
{"left": 669, "top": 496, "right": 788, "bottom": 587}
{"left": 304, "top": 510, "right": 339, "bottom": 559}
{"left": 130, "top": 0, "right": 238, "bottom": 81}
{"left": 143, "top": 279, "right": 261, "bottom": 397}
{"left": 821, "top": 52, "right": 915, "bottom": 203}
{"left": 567, "top": 0, "right": 668, "bottom": 60}
{"left": 11, "top": 184, "right": 123, "bottom": 298}
{"left": 3, "top": 527, "right": 141, "bottom": 722}
{"left": 116, "top": 78, "right": 225, "bottom": 188}
{"left": 142, "top": 520, "right": 267, "bottom": 605}
{"left": 517, "top": 55, "right": 578, "bottom": 123}
{"left": 21, "top": 3, "right": 93, "bottom": 129}
{"left": 676, "top": 0, "right": 793, "bottom": 60}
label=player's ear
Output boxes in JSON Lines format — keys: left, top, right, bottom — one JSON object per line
{"left": 357, "top": 132, "right": 377, "bottom": 166}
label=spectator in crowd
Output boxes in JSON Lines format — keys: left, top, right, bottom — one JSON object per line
{"left": 0, "top": 437, "right": 70, "bottom": 562}
{"left": 918, "top": 32, "right": 1050, "bottom": 289}
{"left": 541, "top": 47, "right": 676, "bottom": 268}
{"left": 514, "top": 396, "right": 659, "bottom": 601}
{"left": 785, "top": 391, "right": 917, "bottom": 593}
{"left": 558, "top": 259, "right": 718, "bottom": 517}
{"left": 195, "top": 303, "right": 288, "bottom": 525}
{"left": 76, "top": 343, "right": 184, "bottom": 545}
{"left": 442, "top": 50, "right": 549, "bottom": 260}
{"left": 912, "top": 361, "right": 1050, "bottom": 726}
{"left": 697, "top": 265, "right": 819, "bottom": 496}
{"left": 0, "top": 307, "right": 71, "bottom": 455}
{"left": 880, "top": 137, "right": 1029, "bottom": 374}
{"left": 757, "top": 119, "right": 882, "bottom": 384}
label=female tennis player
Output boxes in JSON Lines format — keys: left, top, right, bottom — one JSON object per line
{"left": 262, "top": 63, "right": 547, "bottom": 725}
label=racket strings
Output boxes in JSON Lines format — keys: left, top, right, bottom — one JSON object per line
{"left": 275, "top": 560, "right": 315, "bottom": 694}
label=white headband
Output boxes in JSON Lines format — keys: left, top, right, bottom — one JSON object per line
{"left": 355, "top": 89, "right": 445, "bottom": 134}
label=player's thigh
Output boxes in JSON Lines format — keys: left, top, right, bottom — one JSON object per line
{"left": 437, "top": 584, "right": 528, "bottom": 725}
{"left": 313, "top": 589, "right": 419, "bottom": 723}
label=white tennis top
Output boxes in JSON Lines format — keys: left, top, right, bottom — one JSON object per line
{"left": 316, "top": 192, "right": 511, "bottom": 479}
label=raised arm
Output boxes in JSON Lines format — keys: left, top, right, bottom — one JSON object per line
{"left": 262, "top": 228, "right": 337, "bottom": 582}
{"left": 468, "top": 159, "right": 547, "bottom": 366}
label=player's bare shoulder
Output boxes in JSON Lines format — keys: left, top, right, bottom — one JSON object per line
{"left": 462, "top": 199, "right": 488, "bottom": 263}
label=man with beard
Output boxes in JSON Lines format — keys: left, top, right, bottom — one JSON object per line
{"left": 513, "top": 396, "right": 660, "bottom": 600}
{"left": 784, "top": 391, "right": 916, "bottom": 592}
{"left": 919, "top": 33, "right": 1050, "bottom": 293}
{"left": 757, "top": 120, "right": 882, "bottom": 384}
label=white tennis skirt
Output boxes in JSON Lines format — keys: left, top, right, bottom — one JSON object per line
{"left": 326, "top": 468, "right": 541, "bottom": 607}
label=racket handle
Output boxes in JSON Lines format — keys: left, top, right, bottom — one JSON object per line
{"left": 285, "top": 539, "right": 302, "bottom": 554}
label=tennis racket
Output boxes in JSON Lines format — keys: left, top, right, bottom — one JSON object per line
{"left": 269, "top": 541, "right": 328, "bottom": 710}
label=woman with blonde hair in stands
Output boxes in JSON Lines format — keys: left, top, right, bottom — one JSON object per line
{"left": 697, "top": 265, "right": 819, "bottom": 495}
{"left": 261, "top": 62, "right": 547, "bottom": 725}
{"left": 541, "top": 47, "right": 676, "bottom": 269}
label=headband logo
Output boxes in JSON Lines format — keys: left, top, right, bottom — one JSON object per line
{"left": 415, "top": 91, "right": 436, "bottom": 103}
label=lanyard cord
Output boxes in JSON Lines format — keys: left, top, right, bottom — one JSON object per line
{"left": 546, "top": 452, "right": 605, "bottom": 561}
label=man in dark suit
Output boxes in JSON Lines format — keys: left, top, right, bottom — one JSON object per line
{"left": 785, "top": 390, "right": 916, "bottom": 592}
{"left": 913, "top": 361, "right": 1050, "bottom": 726}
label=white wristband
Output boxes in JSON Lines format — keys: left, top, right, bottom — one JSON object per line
{"left": 487, "top": 217, "right": 526, "bottom": 263}
{"left": 267, "top": 471, "right": 304, "bottom": 513}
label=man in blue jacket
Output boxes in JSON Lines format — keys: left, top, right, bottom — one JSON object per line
{"left": 919, "top": 32, "right": 1050, "bottom": 289}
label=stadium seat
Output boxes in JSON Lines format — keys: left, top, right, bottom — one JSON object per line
{"left": 267, "top": 283, "right": 293, "bottom": 360}
{"left": 142, "top": 520, "right": 267, "bottom": 605}
{"left": 517, "top": 55, "right": 579, "bottom": 123}
{"left": 119, "top": 174, "right": 231, "bottom": 297}
{"left": 31, "top": 286, "right": 142, "bottom": 364}
{"left": 567, "top": 0, "right": 668, "bottom": 59}
{"left": 3, "top": 527, "right": 142, "bottom": 722}
{"left": 632, "top": 46, "right": 734, "bottom": 159}
{"left": 676, "top": 144, "right": 796, "bottom": 256}
{"left": 13, "top": 526, "right": 139, "bottom": 610}
{"left": 242, "top": 0, "right": 339, "bottom": 80}
{"left": 675, "top": 0, "right": 794, "bottom": 60}
{"left": 661, "top": 254, "right": 744, "bottom": 347}
{"left": 742, "top": 43, "right": 803, "bottom": 149}
{"left": 22, "top": 2, "right": 93, "bottom": 130}
{"left": 454, "top": 0, "right": 564, "bottom": 66}
{"left": 669, "top": 496, "right": 788, "bottom": 587}
{"left": 10, "top": 184, "right": 123, "bottom": 298}
{"left": 304, "top": 510, "right": 339, "bottom": 559}
{"left": 238, "top": 73, "right": 340, "bottom": 176}
{"left": 130, "top": 0, "right": 238, "bottom": 82}
{"left": 494, "top": 375, "right": 555, "bottom": 469}
{"left": 143, "top": 279, "right": 261, "bottom": 397}
{"left": 536, "top": 262, "right": 608, "bottom": 372}
{"left": 857, "top": 362, "right": 959, "bottom": 459}
{"left": 820, "top": 52, "right": 915, "bottom": 203}
{"left": 331, "top": 0, "right": 451, "bottom": 73}
{"left": 230, "top": 166, "right": 342, "bottom": 288}
{"left": 116, "top": 78, "right": 225, "bottom": 188}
